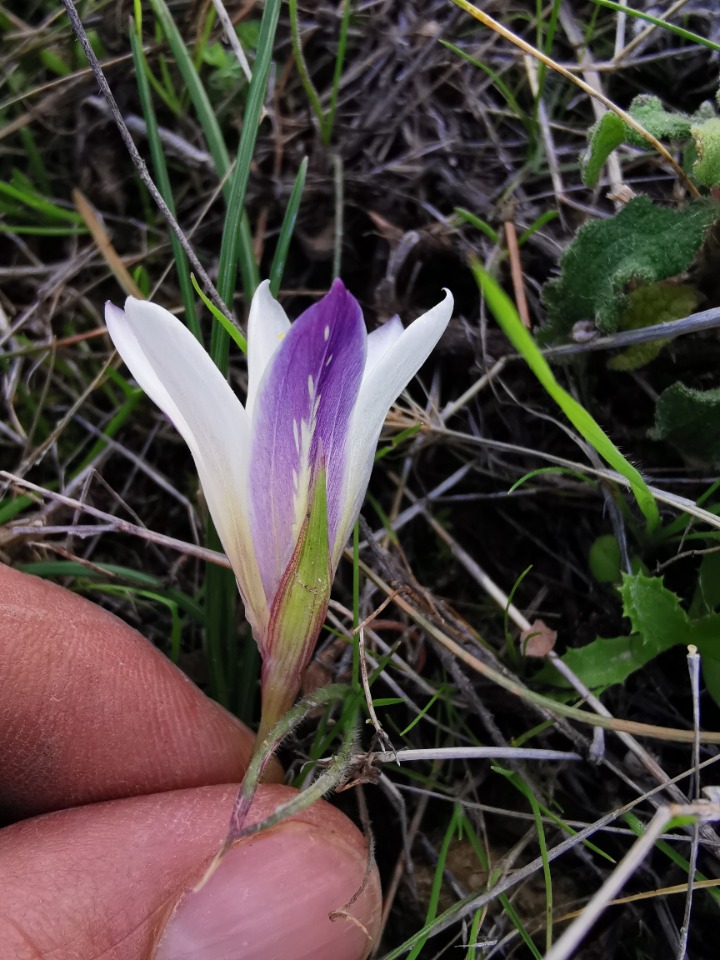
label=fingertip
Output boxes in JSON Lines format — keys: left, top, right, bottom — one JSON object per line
{"left": 155, "top": 785, "right": 382, "bottom": 960}
{"left": 0, "top": 785, "right": 381, "bottom": 960}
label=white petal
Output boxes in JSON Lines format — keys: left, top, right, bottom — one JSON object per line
{"left": 365, "top": 315, "right": 404, "bottom": 379}
{"left": 246, "top": 280, "right": 291, "bottom": 421}
{"left": 332, "top": 290, "right": 453, "bottom": 564}
{"left": 106, "top": 298, "right": 267, "bottom": 633}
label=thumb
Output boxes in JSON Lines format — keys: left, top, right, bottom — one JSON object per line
{"left": 0, "top": 783, "right": 381, "bottom": 960}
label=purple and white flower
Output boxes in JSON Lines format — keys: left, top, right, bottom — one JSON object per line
{"left": 106, "top": 279, "right": 452, "bottom": 734}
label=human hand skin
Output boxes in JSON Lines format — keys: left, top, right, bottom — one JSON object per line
{"left": 0, "top": 563, "right": 381, "bottom": 959}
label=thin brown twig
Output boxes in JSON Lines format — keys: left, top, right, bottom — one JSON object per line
{"left": 502, "top": 213, "right": 530, "bottom": 329}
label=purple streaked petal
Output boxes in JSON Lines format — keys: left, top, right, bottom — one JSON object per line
{"left": 249, "top": 279, "right": 366, "bottom": 601}
{"left": 246, "top": 280, "right": 291, "bottom": 421}
{"left": 105, "top": 298, "right": 267, "bottom": 634}
{"left": 332, "top": 289, "right": 454, "bottom": 566}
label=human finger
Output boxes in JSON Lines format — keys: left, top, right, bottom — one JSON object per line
{"left": 0, "top": 563, "right": 276, "bottom": 818}
{"left": 0, "top": 782, "right": 381, "bottom": 960}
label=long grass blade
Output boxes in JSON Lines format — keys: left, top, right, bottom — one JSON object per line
{"left": 269, "top": 156, "right": 308, "bottom": 297}
{"left": 129, "top": 23, "right": 200, "bottom": 340}
{"left": 471, "top": 260, "right": 661, "bottom": 532}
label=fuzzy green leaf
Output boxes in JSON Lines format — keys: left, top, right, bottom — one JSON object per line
{"left": 692, "top": 117, "right": 720, "bottom": 188}
{"left": 581, "top": 96, "right": 692, "bottom": 187}
{"left": 608, "top": 282, "right": 698, "bottom": 371}
{"left": 541, "top": 197, "right": 716, "bottom": 343}
{"left": 625, "top": 94, "right": 692, "bottom": 146}
{"left": 652, "top": 382, "right": 720, "bottom": 464}
{"left": 581, "top": 111, "right": 626, "bottom": 187}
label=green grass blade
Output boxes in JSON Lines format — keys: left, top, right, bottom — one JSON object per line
{"left": 517, "top": 209, "right": 559, "bottom": 245}
{"left": 322, "top": 0, "right": 352, "bottom": 146}
{"left": 407, "top": 805, "right": 463, "bottom": 960}
{"left": 190, "top": 274, "right": 247, "bottom": 354}
{"left": 461, "top": 812, "right": 544, "bottom": 959}
{"left": 148, "top": 0, "right": 230, "bottom": 174}
{"left": 535, "top": 0, "right": 563, "bottom": 105}
{"left": 269, "top": 156, "right": 308, "bottom": 297}
{"left": 18, "top": 560, "right": 205, "bottom": 623}
{"left": 0, "top": 180, "right": 83, "bottom": 222}
{"left": 454, "top": 205, "right": 499, "bottom": 243}
{"left": 624, "top": 812, "right": 720, "bottom": 906}
{"left": 441, "top": 40, "right": 529, "bottom": 129}
{"left": 0, "top": 225, "right": 85, "bottom": 236}
{"left": 498, "top": 768, "right": 554, "bottom": 952}
{"left": 592, "top": 0, "right": 720, "bottom": 54}
{"left": 73, "top": 387, "right": 144, "bottom": 475}
{"left": 288, "top": 0, "right": 325, "bottom": 132}
{"left": 472, "top": 260, "right": 661, "bottom": 532}
{"left": 213, "top": 0, "right": 282, "bottom": 366}
{"left": 147, "top": 0, "right": 257, "bottom": 308}
{"left": 129, "top": 23, "right": 200, "bottom": 341}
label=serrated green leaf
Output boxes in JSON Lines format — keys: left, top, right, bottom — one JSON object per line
{"left": 692, "top": 117, "right": 720, "bottom": 188}
{"left": 581, "top": 111, "right": 626, "bottom": 187}
{"left": 608, "top": 282, "right": 698, "bottom": 371}
{"left": 541, "top": 197, "right": 716, "bottom": 343}
{"left": 535, "top": 633, "right": 651, "bottom": 690}
{"left": 652, "top": 382, "right": 720, "bottom": 465}
{"left": 620, "top": 572, "right": 690, "bottom": 651}
{"left": 539, "top": 572, "right": 720, "bottom": 701}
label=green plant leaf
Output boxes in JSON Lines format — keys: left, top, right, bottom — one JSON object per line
{"left": 533, "top": 633, "right": 652, "bottom": 695}
{"left": 538, "top": 573, "right": 709, "bottom": 694}
{"left": 581, "top": 95, "right": 692, "bottom": 187}
{"left": 692, "top": 117, "right": 720, "bottom": 188}
{"left": 652, "top": 382, "right": 720, "bottom": 465}
{"left": 608, "top": 282, "right": 698, "bottom": 371}
{"left": 588, "top": 534, "right": 621, "bottom": 584}
{"left": 620, "top": 572, "right": 689, "bottom": 652}
{"left": 696, "top": 551, "right": 720, "bottom": 614}
{"left": 581, "top": 111, "right": 626, "bottom": 187}
{"left": 624, "top": 95, "right": 692, "bottom": 147}
{"left": 541, "top": 196, "right": 716, "bottom": 343}
{"left": 590, "top": 0, "right": 720, "bottom": 55}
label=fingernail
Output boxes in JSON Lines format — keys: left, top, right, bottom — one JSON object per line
{"left": 153, "top": 820, "right": 381, "bottom": 960}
